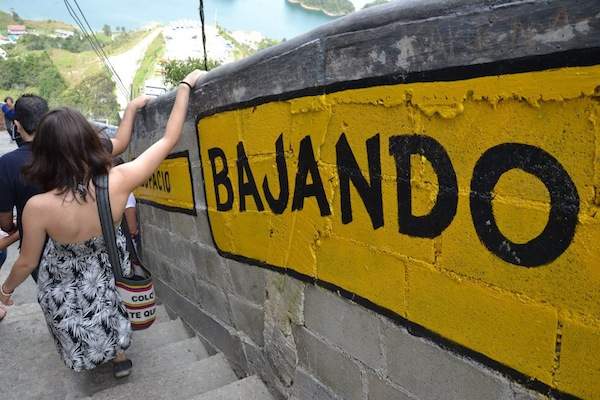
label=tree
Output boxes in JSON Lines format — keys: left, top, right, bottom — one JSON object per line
{"left": 257, "top": 38, "right": 280, "bottom": 51}
{"left": 59, "top": 72, "right": 120, "bottom": 124}
{"left": 10, "top": 9, "right": 24, "bottom": 24}
{"left": 161, "top": 57, "right": 220, "bottom": 87}
{"left": 102, "top": 24, "right": 112, "bottom": 38}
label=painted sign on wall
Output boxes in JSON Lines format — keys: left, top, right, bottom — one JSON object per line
{"left": 197, "top": 64, "right": 600, "bottom": 398}
{"left": 134, "top": 150, "right": 196, "bottom": 215}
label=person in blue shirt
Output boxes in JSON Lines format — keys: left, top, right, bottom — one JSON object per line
{"left": 1, "top": 97, "right": 18, "bottom": 145}
{"left": 0, "top": 94, "right": 48, "bottom": 284}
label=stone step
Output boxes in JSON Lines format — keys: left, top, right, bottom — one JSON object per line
{"left": 187, "top": 375, "right": 275, "bottom": 400}
{"left": 131, "top": 317, "right": 193, "bottom": 350}
{"left": 0, "top": 313, "right": 57, "bottom": 362}
{"left": 7, "top": 336, "right": 211, "bottom": 400}
{"left": 154, "top": 304, "right": 170, "bottom": 323}
{"left": 87, "top": 353, "right": 237, "bottom": 400}
{"left": 0, "top": 317, "right": 192, "bottom": 367}
{"left": 2, "top": 308, "right": 45, "bottom": 325}
{"left": 2, "top": 302, "right": 42, "bottom": 320}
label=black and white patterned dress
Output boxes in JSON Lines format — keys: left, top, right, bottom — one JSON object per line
{"left": 37, "top": 229, "right": 132, "bottom": 371}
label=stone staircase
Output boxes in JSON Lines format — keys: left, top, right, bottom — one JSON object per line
{"left": 0, "top": 302, "right": 274, "bottom": 400}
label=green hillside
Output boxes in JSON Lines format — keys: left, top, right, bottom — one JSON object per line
{"left": 0, "top": 10, "right": 149, "bottom": 124}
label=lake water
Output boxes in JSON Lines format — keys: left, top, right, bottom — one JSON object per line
{"left": 0, "top": 0, "right": 337, "bottom": 39}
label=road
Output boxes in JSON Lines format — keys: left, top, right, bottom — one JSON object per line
{"left": 108, "top": 28, "right": 163, "bottom": 110}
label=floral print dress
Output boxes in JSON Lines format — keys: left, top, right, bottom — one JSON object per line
{"left": 37, "top": 228, "right": 132, "bottom": 371}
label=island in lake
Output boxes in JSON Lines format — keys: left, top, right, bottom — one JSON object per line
{"left": 287, "top": 0, "right": 390, "bottom": 17}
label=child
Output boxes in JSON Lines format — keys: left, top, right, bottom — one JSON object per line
{"left": 113, "top": 157, "right": 140, "bottom": 252}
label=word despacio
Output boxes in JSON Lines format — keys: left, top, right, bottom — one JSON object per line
{"left": 141, "top": 169, "right": 172, "bottom": 193}
{"left": 206, "top": 133, "right": 579, "bottom": 267}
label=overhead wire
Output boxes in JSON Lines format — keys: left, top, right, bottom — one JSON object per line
{"left": 63, "top": 1, "right": 129, "bottom": 100}
{"left": 198, "top": 0, "right": 208, "bottom": 71}
{"left": 64, "top": 0, "right": 129, "bottom": 99}
{"left": 71, "top": 0, "right": 130, "bottom": 96}
{"left": 63, "top": 0, "right": 130, "bottom": 100}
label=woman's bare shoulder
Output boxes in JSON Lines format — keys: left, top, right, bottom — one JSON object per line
{"left": 24, "top": 191, "right": 60, "bottom": 213}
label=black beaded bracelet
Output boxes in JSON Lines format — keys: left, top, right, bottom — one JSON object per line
{"left": 179, "top": 81, "right": 193, "bottom": 90}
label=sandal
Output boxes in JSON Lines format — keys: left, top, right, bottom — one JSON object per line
{"left": 112, "top": 359, "right": 133, "bottom": 379}
{"left": 0, "top": 306, "right": 6, "bottom": 322}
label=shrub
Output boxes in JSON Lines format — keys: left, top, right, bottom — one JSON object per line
{"left": 161, "top": 57, "right": 220, "bottom": 87}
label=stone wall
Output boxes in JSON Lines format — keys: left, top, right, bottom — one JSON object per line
{"left": 130, "top": 1, "right": 600, "bottom": 399}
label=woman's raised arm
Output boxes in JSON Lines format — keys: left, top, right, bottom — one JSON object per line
{"left": 112, "top": 69, "right": 205, "bottom": 194}
{"left": 110, "top": 95, "right": 152, "bottom": 156}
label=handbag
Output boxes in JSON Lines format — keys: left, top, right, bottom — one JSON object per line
{"left": 95, "top": 174, "right": 157, "bottom": 330}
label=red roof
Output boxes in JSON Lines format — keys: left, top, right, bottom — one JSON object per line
{"left": 7, "top": 25, "right": 26, "bottom": 32}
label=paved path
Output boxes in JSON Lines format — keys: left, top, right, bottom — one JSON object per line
{"left": 109, "top": 29, "right": 163, "bottom": 110}
{"left": 0, "top": 131, "right": 37, "bottom": 306}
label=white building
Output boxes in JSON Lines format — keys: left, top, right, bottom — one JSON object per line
{"left": 55, "top": 29, "right": 75, "bottom": 39}
{"left": 7, "top": 25, "right": 26, "bottom": 36}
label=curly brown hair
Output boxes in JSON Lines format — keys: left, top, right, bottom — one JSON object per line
{"left": 23, "top": 107, "right": 112, "bottom": 200}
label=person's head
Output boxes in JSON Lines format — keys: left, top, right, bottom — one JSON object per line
{"left": 14, "top": 94, "right": 48, "bottom": 141}
{"left": 23, "top": 107, "right": 112, "bottom": 199}
{"left": 4, "top": 97, "right": 13, "bottom": 107}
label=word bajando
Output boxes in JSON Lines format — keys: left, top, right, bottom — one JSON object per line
{"left": 206, "top": 133, "right": 577, "bottom": 267}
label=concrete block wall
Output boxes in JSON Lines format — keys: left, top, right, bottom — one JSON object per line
{"left": 141, "top": 212, "right": 543, "bottom": 400}
{"left": 130, "top": 1, "right": 600, "bottom": 399}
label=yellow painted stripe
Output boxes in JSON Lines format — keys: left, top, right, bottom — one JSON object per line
{"left": 198, "top": 65, "right": 600, "bottom": 398}
{"left": 134, "top": 152, "right": 195, "bottom": 213}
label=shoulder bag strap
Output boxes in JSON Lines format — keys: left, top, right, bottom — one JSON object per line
{"left": 120, "top": 218, "right": 141, "bottom": 265}
{"left": 94, "top": 174, "right": 122, "bottom": 279}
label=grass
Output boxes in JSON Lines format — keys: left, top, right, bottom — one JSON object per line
{"left": 26, "top": 19, "right": 74, "bottom": 33}
{"left": 103, "top": 30, "right": 150, "bottom": 54}
{"left": 48, "top": 48, "right": 103, "bottom": 86}
{"left": 216, "top": 25, "right": 255, "bottom": 60}
{"left": 49, "top": 30, "right": 152, "bottom": 86}
{"left": 5, "top": 29, "right": 152, "bottom": 88}
{"left": 0, "top": 10, "right": 73, "bottom": 35}
{"left": 131, "top": 33, "right": 165, "bottom": 97}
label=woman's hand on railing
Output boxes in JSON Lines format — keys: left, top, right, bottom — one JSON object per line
{"left": 180, "top": 69, "right": 206, "bottom": 90}
{"left": 128, "top": 95, "right": 152, "bottom": 110}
